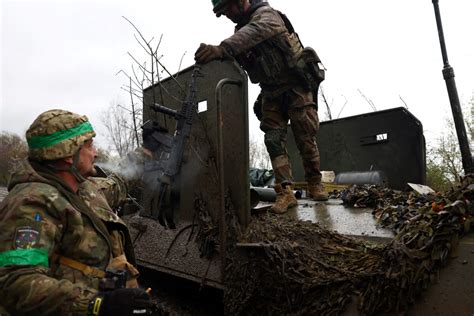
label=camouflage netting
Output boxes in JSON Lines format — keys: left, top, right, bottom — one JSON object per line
{"left": 223, "top": 175, "right": 473, "bottom": 315}
{"left": 224, "top": 215, "right": 382, "bottom": 315}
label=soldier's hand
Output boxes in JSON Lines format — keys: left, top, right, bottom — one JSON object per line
{"left": 194, "top": 43, "right": 225, "bottom": 64}
{"left": 89, "top": 288, "right": 156, "bottom": 316}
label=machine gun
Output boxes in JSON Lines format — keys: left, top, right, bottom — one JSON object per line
{"left": 142, "top": 65, "right": 202, "bottom": 228}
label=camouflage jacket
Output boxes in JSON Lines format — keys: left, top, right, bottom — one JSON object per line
{"left": 0, "top": 159, "right": 138, "bottom": 316}
{"left": 220, "top": 4, "right": 304, "bottom": 90}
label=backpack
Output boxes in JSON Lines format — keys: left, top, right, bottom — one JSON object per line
{"left": 278, "top": 11, "right": 326, "bottom": 91}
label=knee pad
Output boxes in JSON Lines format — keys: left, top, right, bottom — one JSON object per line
{"left": 264, "top": 130, "right": 286, "bottom": 158}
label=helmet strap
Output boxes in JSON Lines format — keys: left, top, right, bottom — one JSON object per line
{"left": 47, "top": 148, "right": 87, "bottom": 183}
{"left": 69, "top": 149, "right": 87, "bottom": 183}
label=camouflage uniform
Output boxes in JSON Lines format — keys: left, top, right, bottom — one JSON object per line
{"left": 0, "top": 110, "right": 139, "bottom": 315}
{"left": 219, "top": 3, "right": 323, "bottom": 186}
{"left": 0, "top": 159, "right": 138, "bottom": 315}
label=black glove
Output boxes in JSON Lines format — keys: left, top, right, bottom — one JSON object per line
{"left": 89, "top": 288, "right": 156, "bottom": 316}
{"left": 194, "top": 43, "right": 225, "bottom": 64}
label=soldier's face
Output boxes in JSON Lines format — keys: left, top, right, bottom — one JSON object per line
{"left": 77, "top": 139, "right": 98, "bottom": 177}
{"left": 223, "top": 0, "right": 250, "bottom": 23}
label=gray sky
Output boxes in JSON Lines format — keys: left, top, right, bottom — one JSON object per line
{"left": 1, "top": 0, "right": 473, "bottom": 150}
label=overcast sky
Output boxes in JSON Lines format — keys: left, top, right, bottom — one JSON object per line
{"left": 1, "top": 0, "right": 473, "bottom": 150}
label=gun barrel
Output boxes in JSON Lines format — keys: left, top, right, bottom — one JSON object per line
{"left": 151, "top": 103, "right": 180, "bottom": 118}
{"left": 432, "top": 0, "right": 473, "bottom": 173}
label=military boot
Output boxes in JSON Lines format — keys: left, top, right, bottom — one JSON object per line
{"left": 308, "top": 182, "right": 328, "bottom": 201}
{"left": 270, "top": 183, "right": 298, "bottom": 214}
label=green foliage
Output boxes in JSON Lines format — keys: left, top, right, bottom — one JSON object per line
{"left": 425, "top": 95, "right": 473, "bottom": 191}
{"left": 425, "top": 158, "right": 453, "bottom": 192}
{"left": 0, "top": 132, "right": 27, "bottom": 186}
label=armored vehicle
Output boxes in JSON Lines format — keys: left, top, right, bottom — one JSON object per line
{"left": 123, "top": 60, "right": 474, "bottom": 315}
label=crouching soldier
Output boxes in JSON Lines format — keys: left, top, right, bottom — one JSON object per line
{"left": 0, "top": 110, "right": 156, "bottom": 315}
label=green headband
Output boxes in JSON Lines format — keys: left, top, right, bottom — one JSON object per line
{"left": 27, "top": 121, "right": 94, "bottom": 149}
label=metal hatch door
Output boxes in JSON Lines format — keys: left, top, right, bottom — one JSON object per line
{"left": 124, "top": 60, "right": 249, "bottom": 288}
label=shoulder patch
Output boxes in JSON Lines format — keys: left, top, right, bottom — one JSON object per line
{"left": 14, "top": 226, "right": 40, "bottom": 249}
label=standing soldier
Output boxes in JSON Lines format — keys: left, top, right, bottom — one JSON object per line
{"left": 0, "top": 110, "right": 155, "bottom": 315}
{"left": 195, "top": 0, "right": 328, "bottom": 214}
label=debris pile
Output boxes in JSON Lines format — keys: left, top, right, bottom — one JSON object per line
{"left": 362, "top": 175, "right": 473, "bottom": 313}
{"left": 224, "top": 175, "right": 473, "bottom": 315}
{"left": 339, "top": 184, "right": 406, "bottom": 208}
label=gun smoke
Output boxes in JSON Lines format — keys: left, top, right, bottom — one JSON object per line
{"left": 96, "top": 161, "right": 143, "bottom": 181}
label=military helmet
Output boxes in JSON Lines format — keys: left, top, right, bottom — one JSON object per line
{"left": 26, "top": 109, "right": 96, "bottom": 161}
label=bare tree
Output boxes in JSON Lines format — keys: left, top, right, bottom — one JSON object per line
{"left": 320, "top": 86, "right": 333, "bottom": 120}
{"left": 399, "top": 95, "right": 409, "bottom": 109}
{"left": 102, "top": 17, "right": 190, "bottom": 156}
{"left": 117, "top": 17, "right": 187, "bottom": 133}
{"left": 101, "top": 103, "right": 138, "bottom": 157}
{"left": 249, "top": 136, "right": 271, "bottom": 169}
{"left": 469, "top": 94, "right": 473, "bottom": 146}
{"left": 358, "top": 89, "right": 377, "bottom": 112}
{"left": 318, "top": 87, "right": 348, "bottom": 121}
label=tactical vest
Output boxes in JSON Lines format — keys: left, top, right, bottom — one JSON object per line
{"left": 235, "top": 28, "right": 303, "bottom": 87}
{"left": 235, "top": 8, "right": 325, "bottom": 97}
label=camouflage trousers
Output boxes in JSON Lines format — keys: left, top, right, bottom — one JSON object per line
{"left": 260, "top": 86, "right": 322, "bottom": 185}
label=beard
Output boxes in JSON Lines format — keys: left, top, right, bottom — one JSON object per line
{"left": 88, "top": 164, "right": 98, "bottom": 177}
{"left": 77, "top": 160, "right": 97, "bottom": 178}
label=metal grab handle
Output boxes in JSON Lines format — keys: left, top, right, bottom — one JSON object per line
{"left": 215, "top": 78, "right": 243, "bottom": 277}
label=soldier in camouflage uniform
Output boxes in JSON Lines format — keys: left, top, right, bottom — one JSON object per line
{"left": 195, "top": 0, "right": 328, "bottom": 214}
{"left": 0, "top": 110, "right": 155, "bottom": 315}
